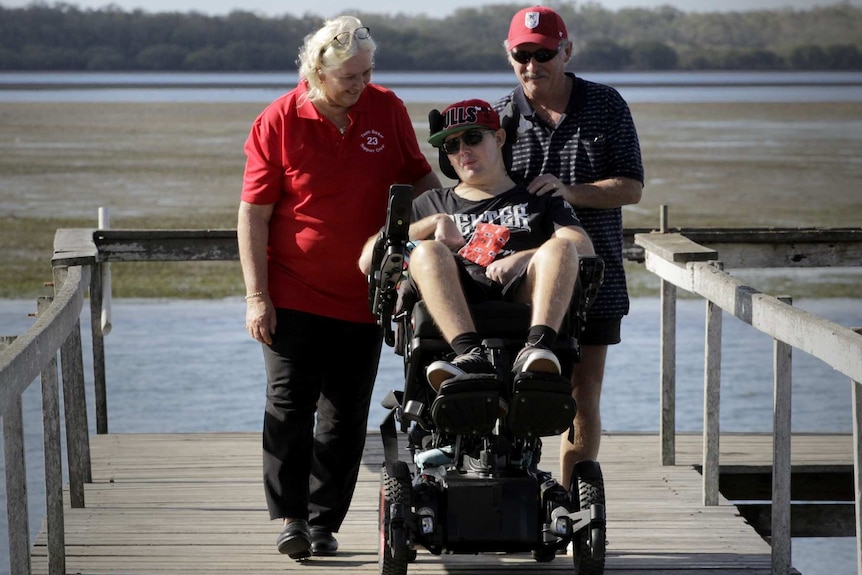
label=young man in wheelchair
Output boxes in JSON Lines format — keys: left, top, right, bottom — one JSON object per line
{"left": 377, "top": 99, "right": 594, "bottom": 392}
{"left": 359, "top": 100, "right": 608, "bottom": 571}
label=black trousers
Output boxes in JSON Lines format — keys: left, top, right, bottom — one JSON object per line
{"left": 261, "top": 308, "right": 383, "bottom": 531}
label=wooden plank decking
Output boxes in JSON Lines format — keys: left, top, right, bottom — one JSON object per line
{"left": 31, "top": 432, "right": 850, "bottom": 574}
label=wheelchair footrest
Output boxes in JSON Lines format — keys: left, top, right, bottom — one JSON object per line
{"left": 431, "top": 374, "right": 500, "bottom": 436}
{"left": 506, "top": 372, "right": 576, "bottom": 437}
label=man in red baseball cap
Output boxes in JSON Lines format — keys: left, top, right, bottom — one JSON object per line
{"left": 495, "top": 6, "right": 645, "bottom": 491}
{"left": 507, "top": 5, "right": 568, "bottom": 50}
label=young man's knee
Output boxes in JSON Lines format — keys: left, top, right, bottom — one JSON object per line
{"left": 410, "top": 241, "right": 455, "bottom": 276}
{"left": 411, "top": 239, "right": 446, "bottom": 260}
{"left": 536, "top": 237, "right": 579, "bottom": 266}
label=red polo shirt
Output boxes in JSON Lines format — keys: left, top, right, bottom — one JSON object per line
{"left": 241, "top": 82, "right": 431, "bottom": 323}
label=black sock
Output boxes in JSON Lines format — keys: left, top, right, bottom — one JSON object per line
{"left": 451, "top": 332, "right": 483, "bottom": 355}
{"left": 527, "top": 325, "right": 557, "bottom": 349}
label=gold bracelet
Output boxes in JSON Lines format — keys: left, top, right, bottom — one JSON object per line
{"left": 244, "top": 291, "right": 267, "bottom": 300}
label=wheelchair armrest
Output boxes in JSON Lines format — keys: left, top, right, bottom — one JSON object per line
{"left": 368, "top": 184, "right": 414, "bottom": 346}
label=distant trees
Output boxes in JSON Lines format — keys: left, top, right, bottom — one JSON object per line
{"left": 629, "top": 41, "right": 680, "bottom": 70}
{"left": 790, "top": 44, "right": 862, "bottom": 69}
{"left": 0, "top": 2, "right": 860, "bottom": 71}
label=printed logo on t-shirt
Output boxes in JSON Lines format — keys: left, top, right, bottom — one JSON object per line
{"left": 361, "top": 129, "right": 386, "bottom": 153}
{"left": 450, "top": 203, "right": 532, "bottom": 236}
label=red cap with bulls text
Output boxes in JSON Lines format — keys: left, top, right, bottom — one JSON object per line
{"left": 428, "top": 99, "right": 501, "bottom": 148}
{"left": 507, "top": 6, "right": 568, "bottom": 50}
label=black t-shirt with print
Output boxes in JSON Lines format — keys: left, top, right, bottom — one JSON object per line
{"left": 411, "top": 183, "right": 582, "bottom": 259}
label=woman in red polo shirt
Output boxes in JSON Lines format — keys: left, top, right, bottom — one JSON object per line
{"left": 237, "top": 15, "right": 439, "bottom": 561}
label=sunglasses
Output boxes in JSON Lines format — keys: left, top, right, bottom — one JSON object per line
{"left": 333, "top": 26, "right": 371, "bottom": 46}
{"left": 510, "top": 47, "right": 560, "bottom": 64}
{"left": 441, "top": 129, "right": 493, "bottom": 155}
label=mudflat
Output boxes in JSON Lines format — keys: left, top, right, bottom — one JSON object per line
{"left": 1, "top": 101, "right": 861, "bottom": 298}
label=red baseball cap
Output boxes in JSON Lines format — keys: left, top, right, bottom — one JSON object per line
{"left": 507, "top": 6, "right": 568, "bottom": 50}
{"left": 428, "top": 99, "right": 501, "bottom": 148}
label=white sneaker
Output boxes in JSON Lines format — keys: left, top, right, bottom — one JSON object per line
{"left": 512, "top": 344, "right": 561, "bottom": 375}
{"left": 426, "top": 347, "right": 494, "bottom": 390}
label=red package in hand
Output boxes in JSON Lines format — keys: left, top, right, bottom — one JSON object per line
{"left": 458, "top": 222, "right": 510, "bottom": 267}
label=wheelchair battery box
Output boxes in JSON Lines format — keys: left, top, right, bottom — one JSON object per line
{"left": 441, "top": 472, "right": 540, "bottom": 551}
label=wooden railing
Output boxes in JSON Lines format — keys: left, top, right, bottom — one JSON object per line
{"left": 635, "top": 210, "right": 862, "bottom": 574}
{"left": 1, "top": 223, "right": 860, "bottom": 574}
{"left": 0, "top": 265, "right": 90, "bottom": 575}
{"left": 0, "top": 228, "right": 237, "bottom": 575}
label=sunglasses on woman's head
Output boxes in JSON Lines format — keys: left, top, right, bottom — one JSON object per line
{"left": 441, "top": 129, "right": 492, "bottom": 155}
{"left": 333, "top": 26, "right": 371, "bottom": 45}
{"left": 510, "top": 47, "right": 559, "bottom": 64}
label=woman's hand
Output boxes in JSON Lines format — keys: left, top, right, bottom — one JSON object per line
{"left": 245, "top": 294, "right": 276, "bottom": 345}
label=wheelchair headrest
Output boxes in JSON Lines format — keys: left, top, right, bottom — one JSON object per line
{"left": 428, "top": 100, "right": 521, "bottom": 181}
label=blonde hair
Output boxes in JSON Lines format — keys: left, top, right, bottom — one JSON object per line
{"left": 297, "top": 15, "right": 377, "bottom": 104}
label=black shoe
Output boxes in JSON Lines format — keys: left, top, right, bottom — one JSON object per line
{"left": 426, "top": 346, "right": 494, "bottom": 390}
{"left": 310, "top": 526, "right": 338, "bottom": 556}
{"left": 277, "top": 519, "right": 311, "bottom": 560}
{"left": 512, "top": 344, "right": 561, "bottom": 375}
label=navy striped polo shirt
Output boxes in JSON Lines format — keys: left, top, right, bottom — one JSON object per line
{"left": 494, "top": 73, "right": 644, "bottom": 319}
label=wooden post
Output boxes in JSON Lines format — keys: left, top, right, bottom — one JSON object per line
{"left": 660, "top": 279, "right": 677, "bottom": 466}
{"left": 703, "top": 261, "right": 723, "bottom": 506}
{"left": 91, "top": 207, "right": 111, "bottom": 434}
{"left": 98, "top": 207, "right": 113, "bottom": 338}
{"left": 851, "top": 327, "right": 862, "bottom": 575}
{"left": 89, "top": 264, "right": 108, "bottom": 434}
{"left": 771, "top": 295, "right": 792, "bottom": 575}
{"left": 54, "top": 266, "right": 92, "bottom": 509}
{"left": 1, "top": 334, "right": 31, "bottom": 575}
{"left": 37, "top": 296, "right": 67, "bottom": 575}
{"left": 658, "top": 205, "right": 677, "bottom": 466}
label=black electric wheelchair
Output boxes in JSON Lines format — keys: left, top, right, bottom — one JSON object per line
{"left": 367, "top": 180, "right": 608, "bottom": 575}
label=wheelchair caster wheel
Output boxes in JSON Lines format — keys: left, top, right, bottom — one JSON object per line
{"left": 570, "top": 460, "right": 606, "bottom": 575}
{"left": 379, "top": 462, "right": 411, "bottom": 575}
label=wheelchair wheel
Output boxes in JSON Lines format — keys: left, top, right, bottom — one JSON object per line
{"left": 379, "top": 461, "right": 412, "bottom": 575}
{"left": 569, "top": 460, "right": 606, "bottom": 575}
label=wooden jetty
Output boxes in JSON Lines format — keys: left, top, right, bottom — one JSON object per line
{"left": 27, "top": 431, "right": 851, "bottom": 574}
{"left": 3, "top": 222, "right": 861, "bottom": 574}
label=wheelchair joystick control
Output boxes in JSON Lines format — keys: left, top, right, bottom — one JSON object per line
{"left": 368, "top": 184, "right": 414, "bottom": 347}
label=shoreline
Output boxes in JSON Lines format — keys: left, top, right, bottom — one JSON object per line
{"left": 1, "top": 100, "right": 861, "bottom": 299}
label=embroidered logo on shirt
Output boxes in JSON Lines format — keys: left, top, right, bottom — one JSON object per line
{"left": 361, "top": 129, "right": 386, "bottom": 153}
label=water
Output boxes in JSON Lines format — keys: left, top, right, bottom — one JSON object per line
{"left": 1, "top": 296, "right": 860, "bottom": 572}
{"left": 1, "top": 70, "right": 862, "bottom": 103}
{"left": 1, "top": 70, "right": 860, "bottom": 571}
